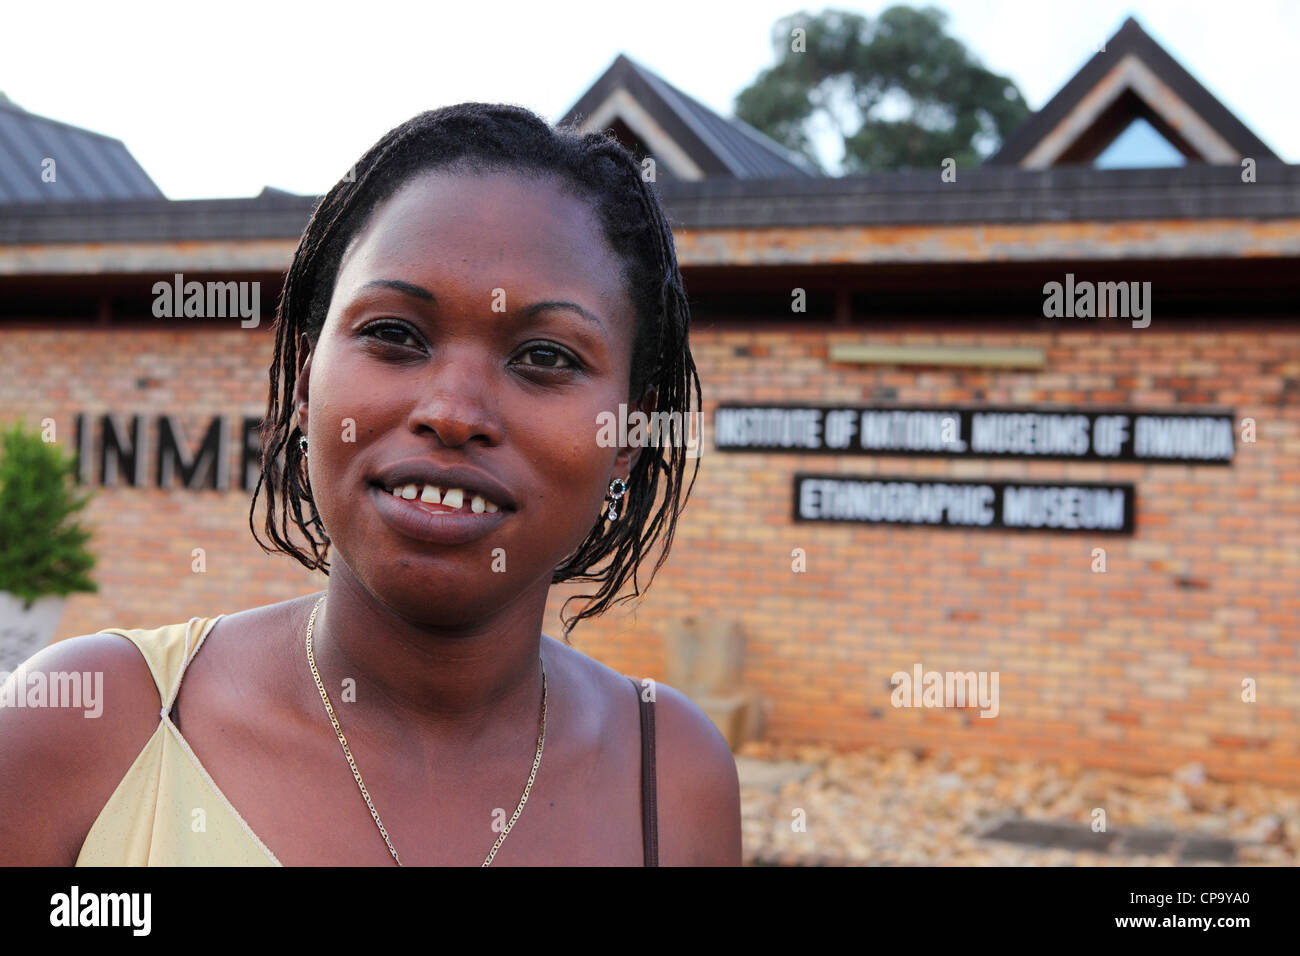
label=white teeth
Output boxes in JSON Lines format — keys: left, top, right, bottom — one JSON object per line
{"left": 386, "top": 482, "right": 500, "bottom": 512}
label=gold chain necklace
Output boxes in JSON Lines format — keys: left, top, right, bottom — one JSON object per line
{"left": 303, "top": 595, "right": 547, "bottom": 866}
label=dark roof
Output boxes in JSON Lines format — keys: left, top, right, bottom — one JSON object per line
{"left": 0, "top": 191, "right": 318, "bottom": 243}
{"left": 559, "top": 54, "right": 819, "bottom": 179}
{"left": 989, "top": 17, "right": 1279, "bottom": 166}
{"left": 653, "top": 163, "right": 1300, "bottom": 229}
{"left": 2, "top": 163, "right": 1297, "bottom": 245}
{"left": 0, "top": 100, "right": 164, "bottom": 202}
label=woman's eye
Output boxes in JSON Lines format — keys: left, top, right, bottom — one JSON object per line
{"left": 360, "top": 326, "right": 578, "bottom": 372}
{"left": 362, "top": 322, "right": 419, "bottom": 348}
{"left": 515, "top": 345, "right": 578, "bottom": 370}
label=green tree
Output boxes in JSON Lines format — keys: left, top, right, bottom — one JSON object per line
{"left": 0, "top": 421, "right": 98, "bottom": 609}
{"left": 736, "top": 5, "right": 1031, "bottom": 172}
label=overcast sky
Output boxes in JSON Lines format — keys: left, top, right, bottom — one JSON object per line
{"left": 2, "top": 0, "right": 1294, "bottom": 199}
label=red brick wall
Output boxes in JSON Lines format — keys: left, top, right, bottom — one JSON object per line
{"left": 3, "top": 322, "right": 321, "bottom": 630}
{"left": 5, "top": 319, "right": 1298, "bottom": 786}
{"left": 546, "top": 321, "right": 1300, "bottom": 787}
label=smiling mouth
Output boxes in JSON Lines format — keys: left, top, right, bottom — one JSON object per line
{"left": 371, "top": 481, "right": 502, "bottom": 515}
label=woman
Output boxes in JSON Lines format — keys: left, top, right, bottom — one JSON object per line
{"left": 0, "top": 104, "right": 741, "bottom": 866}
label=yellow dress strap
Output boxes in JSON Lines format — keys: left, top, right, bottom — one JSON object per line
{"left": 97, "top": 615, "right": 218, "bottom": 715}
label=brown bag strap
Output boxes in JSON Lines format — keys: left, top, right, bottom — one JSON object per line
{"left": 627, "top": 676, "right": 659, "bottom": 867}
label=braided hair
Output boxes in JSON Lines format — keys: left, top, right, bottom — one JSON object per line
{"left": 249, "top": 103, "right": 702, "bottom": 640}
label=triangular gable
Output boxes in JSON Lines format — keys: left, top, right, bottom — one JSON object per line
{"left": 989, "top": 17, "right": 1278, "bottom": 167}
{"left": 558, "top": 54, "right": 819, "bottom": 180}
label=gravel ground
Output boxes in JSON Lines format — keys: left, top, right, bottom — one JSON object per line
{"left": 736, "top": 742, "right": 1300, "bottom": 866}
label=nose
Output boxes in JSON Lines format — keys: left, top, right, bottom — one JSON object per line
{"left": 406, "top": 344, "right": 505, "bottom": 448}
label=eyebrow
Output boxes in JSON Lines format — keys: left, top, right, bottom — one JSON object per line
{"left": 363, "top": 279, "right": 435, "bottom": 301}
{"left": 360, "top": 279, "right": 606, "bottom": 328}
{"left": 519, "top": 300, "right": 606, "bottom": 329}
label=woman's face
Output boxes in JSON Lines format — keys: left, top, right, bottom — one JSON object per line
{"left": 294, "top": 168, "right": 645, "bottom": 626}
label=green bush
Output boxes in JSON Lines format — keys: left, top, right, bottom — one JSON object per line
{"left": 0, "top": 420, "right": 98, "bottom": 610}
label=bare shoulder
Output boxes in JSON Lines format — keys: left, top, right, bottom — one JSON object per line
{"left": 538, "top": 634, "right": 638, "bottom": 744}
{"left": 540, "top": 635, "right": 742, "bottom": 866}
{"left": 0, "top": 631, "right": 166, "bottom": 864}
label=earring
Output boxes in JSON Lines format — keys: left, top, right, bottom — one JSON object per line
{"left": 606, "top": 477, "right": 628, "bottom": 522}
{"left": 299, "top": 434, "right": 309, "bottom": 458}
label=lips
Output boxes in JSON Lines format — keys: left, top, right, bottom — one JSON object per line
{"left": 368, "top": 483, "right": 508, "bottom": 546}
{"left": 380, "top": 482, "right": 501, "bottom": 514}
{"left": 369, "top": 460, "right": 518, "bottom": 512}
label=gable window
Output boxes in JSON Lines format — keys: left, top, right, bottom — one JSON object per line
{"left": 1094, "top": 117, "right": 1187, "bottom": 169}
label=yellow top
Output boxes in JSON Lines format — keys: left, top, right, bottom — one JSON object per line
{"left": 75, "top": 614, "right": 282, "bottom": 866}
